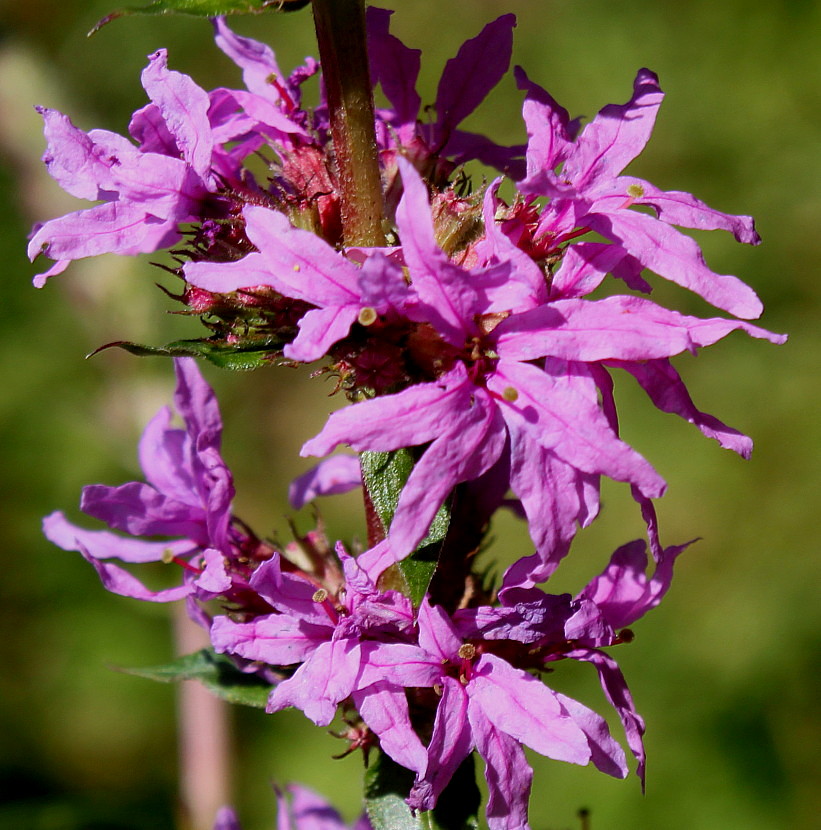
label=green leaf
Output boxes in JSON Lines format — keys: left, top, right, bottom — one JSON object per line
{"left": 360, "top": 450, "right": 451, "bottom": 606}
{"left": 364, "top": 751, "right": 421, "bottom": 830}
{"left": 90, "top": 0, "right": 288, "bottom": 36}
{"left": 364, "top": 752, "right": 480, "bottom": 830}
{"left": 90, "top": 336, "right": 283, "bottom": 371}
{"left": 121, "top": 648, "right": 272, "bottom": 709}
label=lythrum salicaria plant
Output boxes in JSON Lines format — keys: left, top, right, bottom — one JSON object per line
{"left": 30, "top": 1, "right": 785, "bottom": 828}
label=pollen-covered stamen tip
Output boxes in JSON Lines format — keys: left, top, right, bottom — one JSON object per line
{"left": 457, "top": 643, "right": 476, "bottom": 660}
{"left": 357, "top": 306, "right": 378, "bottom": 326}
{"left": 619, "top": 183, "right": 646, "bottom": 210}
{"left": 502, "top": 386, "right": 519, "bottom": 402}
{"left": 312, "top": 586, "right": 340, "bottom": 623}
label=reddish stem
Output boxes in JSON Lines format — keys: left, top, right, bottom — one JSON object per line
{"left": 311, "top": 0, "right": 386, "bottom": 247}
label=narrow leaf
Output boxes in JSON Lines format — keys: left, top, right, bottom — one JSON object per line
{"left": 360, "top": 450, "right": 451, "bottom": 605}
{"left": 121, "top": 648, "right": 272, "bottom": 709}
{"left": 90, "top": 337, "right": 283, "bottom": 370}
{"left": 90, "top": 0, "right": 290, "bottom": 36}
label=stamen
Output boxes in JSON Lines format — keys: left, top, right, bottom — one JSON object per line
{"left": 357, "top": 306, "right": 378, "bottom": 326}
{"left": 312, "top": 588, "right": 329, "bottom": 603}
{"left": 502, "top": 386, "right": 519, "bottom": 402}
{"left": 293, "top": 263, "right": 301, "bottom": 272}
{"left": 457, "top": 643, "right": 476, "bottom": 660}
{"left": 626, "top": 183, "right": 645, "bottom": 199}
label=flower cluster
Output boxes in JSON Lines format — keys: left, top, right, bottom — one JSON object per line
{"left": 35, "top": 9, "right": 783, "bottom": 830}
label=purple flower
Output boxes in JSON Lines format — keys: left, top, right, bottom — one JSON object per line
{"left": 42, "top": 358, "right": 253, "bottom": 610}
{"left": 184, "top": 207, "right": 411, "bottom": 363}
{"left": 367, "top": 9, "right": 525, "bottom": 184}
{"left": 462, "top": 537, "right": 690, "bottom": 787}
{"left": 28, "top": 51, "right": 223, "bottom": 286}
{"left": 299, "top": 159, "right": 783, "bottom": 575}
{"left": 516, "top": 67, "right": 765, "bottom": 318}
{"left": 358, "top": 598, "right": 628, "bottom": 830}
{"left": 211, "top": 543, "right": 427, "bottom": 775}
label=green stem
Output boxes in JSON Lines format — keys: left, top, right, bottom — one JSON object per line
{"left": 311, "top": 0, "right": 386, "bottom": 246}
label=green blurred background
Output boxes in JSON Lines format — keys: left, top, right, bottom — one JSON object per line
{"left": 0, "top": 0, "right": 819, "bottom": 828}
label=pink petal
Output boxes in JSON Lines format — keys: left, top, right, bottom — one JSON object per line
{"left": 288, "top": 455, "right": 362, "bottom": 509}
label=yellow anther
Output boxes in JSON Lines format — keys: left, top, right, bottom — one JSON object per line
{"left": 293, "top": 263, "right": 301, "bottom": 272}
{"left": 502, "top": 386, "right": 519, "bottom": 402}
{"left": 161, "top": 548, "right": 175, "bottom": 564}
{"left": 457, "top": 643, "right": 476, "bottom": 660}
{"left": 358, "top": 306, "right": 378, "bottom": 326}
{"left": 626, "top": 183, "right": 645, "bottom": 199}
{"left": 312, "top": 589, "right": 328, "bottom": 603}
